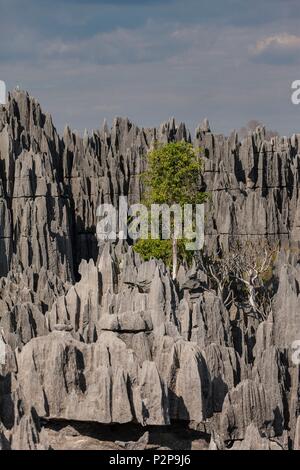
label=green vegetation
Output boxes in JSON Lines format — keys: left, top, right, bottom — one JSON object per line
{"left": 134, "top": 141, "right": 207, "bottom": 279}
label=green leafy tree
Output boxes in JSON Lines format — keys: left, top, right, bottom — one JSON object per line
{"left": 134, "top": 141, "right": 207, "bottom": 279}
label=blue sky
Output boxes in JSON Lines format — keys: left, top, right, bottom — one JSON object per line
{"left": 1, "top": 0, "right": 300, "bottom": 135}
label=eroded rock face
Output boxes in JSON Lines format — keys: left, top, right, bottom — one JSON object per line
{"left": 272, "top": 263, "right": 300, "bottom": 348}
{"left": 0, "top": 90, "right": 300, "bottom": 449}
{"left": 14, "top": 327, "right": 210, "bottom": 428}
{"left": 203, "top": 343, "right": 243, "bottom": 413}
{"left": 220, "top": 379, "right": 274, "bottom": 440}
{"left": 2, "top": 90, "right": 300, "bottom": 279}
{"left": 231, "top": 424, "right": 284, "bottom": 450}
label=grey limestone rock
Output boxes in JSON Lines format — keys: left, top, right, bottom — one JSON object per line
{"left": 0, "top": 90, "right": 299, "bottom": 449}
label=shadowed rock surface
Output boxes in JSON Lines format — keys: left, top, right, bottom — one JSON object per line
{"left": 0, "top": 90, "right": 299, "bottom": 450}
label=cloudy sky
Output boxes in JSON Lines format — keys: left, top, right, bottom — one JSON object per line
{"left": 1, "top": 0, "right": 300, "bottom": 135}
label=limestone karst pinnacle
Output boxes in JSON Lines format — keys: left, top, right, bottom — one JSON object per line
{"left": 0, "top": 90, "right": 299, "bottom": 450}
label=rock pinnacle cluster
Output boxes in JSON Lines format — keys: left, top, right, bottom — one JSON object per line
{"left": 0, "top": 90, "right": 299, "bottom": 450}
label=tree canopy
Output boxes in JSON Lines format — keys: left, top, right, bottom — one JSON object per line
{"left": 134, "top": 141, "right": 207, "bottom": 278}
{"left": 143, "top": 141, "right": 206, "bottom": 206}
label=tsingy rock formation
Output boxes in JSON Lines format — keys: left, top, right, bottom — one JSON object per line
{"left": 0, "top": 90, "right": 299, "bottom": 450}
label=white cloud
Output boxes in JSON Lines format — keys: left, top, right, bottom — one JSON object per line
{"left": 251, "top": 33, "right": 300, "bottom": 64}
{"left": 38, "top": 22, "right": 185, "bottom": 65}
{"left": 254, "top": 34, "right": 300, "bottom": 52}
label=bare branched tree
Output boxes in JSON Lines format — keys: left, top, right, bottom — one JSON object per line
{"left": 197, "top": 241, "right": 278, "bottom": 320}
{"left": 239, "top": 120, "right": 279, "bottom": 140}
{"left": 197, "top": 251, "right": 234, "bottom": 309}
{"left": 227, "top": 241, "right": 278, "bottom": 320}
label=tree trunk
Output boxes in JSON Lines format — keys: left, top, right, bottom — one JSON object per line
{"left": 172, "top": 235, "right": 177, "bottom": 280}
